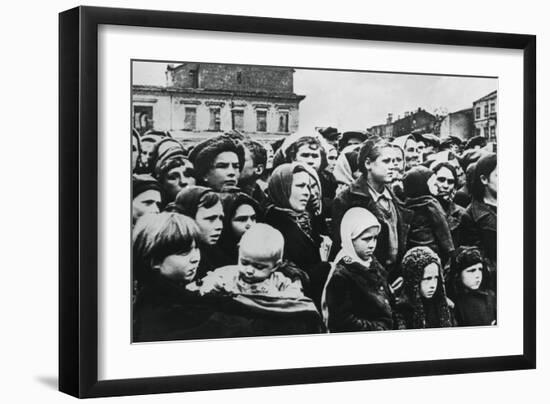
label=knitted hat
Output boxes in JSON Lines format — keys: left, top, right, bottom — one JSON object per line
{"left": 132, "top": 174, "right": 161, "bottom": 198}
{"left": 188, "top": 135, "right": 245, "bottom": 182}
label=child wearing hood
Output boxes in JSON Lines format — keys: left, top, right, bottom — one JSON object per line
{"left": 446, "top": 246, "right": 496, "bottom": 327}
{"left": 322, "top": 207, "right": 395, "bottom": 332}
{"left": 403, "top": 166, "right": 455, "bottom": 265}
{"left": 395, "top": 246, "right": 454, "bottom": 329}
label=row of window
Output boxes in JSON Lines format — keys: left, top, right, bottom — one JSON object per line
{"left": 183, "top": 107, "right": 289, "bottom": 133}
{"left": 475, "top": 126, "right": 496, "bottom": 139}
{"left": 475, "top": 101, "right": 496, "bottom": 120}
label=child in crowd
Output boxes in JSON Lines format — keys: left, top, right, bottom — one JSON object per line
{"left": 395, "top": 246, "right": 454, "bottom": 329}
{"left": 322, "top": 207, "right": 394, "bottom": 332}
{"left": 193, "top": 223, "right": 308, "bottom": 298}
{"left": 447, "top": 246, "right": 496, "bottom": 326}
{"left": 189, "top": 223, "right": 322, "bottom": 336}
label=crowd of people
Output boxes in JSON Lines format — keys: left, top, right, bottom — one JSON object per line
{"left": 131, "top": 126, "right": 497, "bottom": 342}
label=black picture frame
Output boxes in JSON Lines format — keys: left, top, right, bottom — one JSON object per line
{"left": 59, "top": 5, "right": 536, "bottom": 398}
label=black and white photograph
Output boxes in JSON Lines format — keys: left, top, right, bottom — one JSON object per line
{"left": 131, "top": 60, "right": 498, "bottom": 342}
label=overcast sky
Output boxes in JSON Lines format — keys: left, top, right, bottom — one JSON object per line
{"left": 133, "top": 61, "right": 497, "bottom": 131}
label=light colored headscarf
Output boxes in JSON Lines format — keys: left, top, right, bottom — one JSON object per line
{"left": 332, "top": 144, "right": 361, "bottom": 187}
{"left": 334, "top": 207, "right": 381, "bottom": 267}
{"left": 321, "top": 207, "right": 381, "bottom": 328}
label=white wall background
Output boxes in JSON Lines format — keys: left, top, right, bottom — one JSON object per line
{"left": 0, "top": 0, "right": 546, "bottom": 402}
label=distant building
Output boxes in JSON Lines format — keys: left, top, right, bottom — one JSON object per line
{"left": 132, "top": 63, "right": 306, "bottom": 143}
{"left": 369, "top": 113, "right": 395, "bottom": 138}
{"left": 439, "top": 108, "right": 474, "bottom": 141}
{"left": 368, "top": 108, "right": 437, "bottom": 139}
{"left": 472, "top": 90, "right": 497, "bottom": 142}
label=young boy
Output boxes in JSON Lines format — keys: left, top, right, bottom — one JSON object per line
{"left": 192, "top": 223, "right": 305, "bottom": 298}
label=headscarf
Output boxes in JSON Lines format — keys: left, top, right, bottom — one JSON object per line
{"left": 332, "top": 144, "right": 361, "bottom": 186}
{"left": 321, "top": 207, "right": 381, "bottom": 328}
{"left": 334, "top": 207, "right": 381, "bottom": 268}
{"left": 267, "top": 162, "right": 314, "bottom": 238}
{"left": 403, "top": 166, "right": 434, "bottom": 199}
{"left": 400, "top": 246, "right": 453, "bottom": 328}
{"left": 170, "top": 185, "right": 213, "bottom": 218}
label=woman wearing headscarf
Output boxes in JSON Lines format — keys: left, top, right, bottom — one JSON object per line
{"left": 217, "top": 191, "right": 260, "bottom": 264}
{"left": 394, "top": 246, "right": 454, "bottom": 329}
{"left": 403, "top": 166, "right": 455, "bottom": 265}
{"left": 264, "top": 162, "right": 330, "bottom": 307}
{"left": 322, "top": 207, "right": 394, "bottom": 332}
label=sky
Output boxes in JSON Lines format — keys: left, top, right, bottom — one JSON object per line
{"left": 133, "top": 61, "right": 497, "bottom": 132}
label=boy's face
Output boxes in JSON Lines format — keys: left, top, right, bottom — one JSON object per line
{"left": 195, "top": 201, "right": 224, "bottom": 245}
{"left": 157, "top": 244, "right": 201, "bottom": 283}
{"left": 204, "top": 151, "right": 240, "bottom": 191}
{"left": 238, "top": 245, "right": 279, "bottom": 284}
{"left": 420, "top": 263, "right": 439, "bottom": 299}
{"left": 351, "top": 226, "right": 379, "bottom": 262}
{"left": 460, "top": 263, "right": 483, "bottom": 290}
{"left": 404, "top": 139, "right": 421, "bottom": 170}
{"left": 295, "top": 144, "right": 321, "bottom": 172}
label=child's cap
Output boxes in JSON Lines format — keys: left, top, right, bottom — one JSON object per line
{"left": 451, "top": 246, "right": 484, "bottom": 274}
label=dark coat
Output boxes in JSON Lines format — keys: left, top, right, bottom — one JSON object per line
{"left": 264, "top": 206, "right": 331, "bottom": 307}
{"left": 196, "top": 243, "right": 232, "bottom": 279}
{"left": 405, "top": 195, "right": 455, "bottom": 264}
{"left": 463, "top": 199, "right": 497, "bottom": 288}
{"left": 133, "top": 274, "right": 221, "bottom": 342}
{"left": 324, "top": 257, "right": 394, "bottom": 332}
{"left": 331, "top": 175, "right": 414, "bottom": 280}
{"left": 438, "top": 198, "right": 468, "bottom": 249}
{"left": 453, "top": 289, "right": 496, "bottom": 327}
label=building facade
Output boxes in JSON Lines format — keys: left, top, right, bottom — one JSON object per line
{"left": 438, "top": 108, "right": 474, "bottom": 141}
{"left": 368, "top": 108, "right": 437, "bottom": 139}
{"left": 132, "top": 63, "right": 306, "bottom": 143}
{"left": 472, "top": 90, "right": 497, "bottom": 142}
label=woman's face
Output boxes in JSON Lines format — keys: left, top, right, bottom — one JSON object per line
{"left": 367, "top": 146, "right": 394, "bottom": 185}
{"left": 157, "top": 243, "right": 201, "bottom": 283}
{"left": 390, "top": 147, "right": 405, "bottom": 179}
{"left": 265, "top": 143, "right": 274, "bottom": 170}
{"left": 162, "top": 163, "right": 196, "bottom": 201}
{"left": 195, "top": 201, "right": 224, "bottom": 245}
{"left": 231, "top": 204, "right": 257, "bottom": 239}
{"left": 288, "top": 171, "right": 311, "bottom": 212}
{"left": 449, "top": 158, "right": 466, "bottom": 188}
{"left": 433, "top": 166, "right": 456, "bottom": 200}
{"left": 132, "top": 137, "right": 139, "bottom": 170}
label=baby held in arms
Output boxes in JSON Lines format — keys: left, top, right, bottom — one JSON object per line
{"left": 190, "top": 223, "right": 306, "bottom": 299}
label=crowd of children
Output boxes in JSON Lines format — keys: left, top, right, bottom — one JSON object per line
{"left": 131, "top": 127, "right": 497, "bottom": 341}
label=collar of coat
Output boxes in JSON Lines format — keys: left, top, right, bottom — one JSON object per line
{"left": 349, "top": 175, "right": 411, "bottom": 213}
{"left": 469, "top": 199, "right": 497, "bottom": 224}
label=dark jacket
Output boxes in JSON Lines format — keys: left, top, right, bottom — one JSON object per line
{"left": 405, "top": 195, "right": 455, "bottom": 264}
{"left": 463, "top": 199, "right": 497, "bottom": 281}
{"left": 438, "top": 197, "right": 468, "bottom": 249}
{"left": 324, "top": 257, "right": 394, "bottom": 332}
{"left": 264, "top": 206, "right": 330, "bottom": 308}
{"left": 331, "top": 175, "right": 414, "bottom": 280}
{"left": 133, "top": 274, "right": 221, "bottom": 342}
{"left": 196, "top": 243, "right": 232, "bottom": 280}
{"left": 453, "top": 289, "right": 496, "bottom": 327}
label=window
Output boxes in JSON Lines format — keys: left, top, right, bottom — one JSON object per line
{"left": 237, "top": 71, "right": 243, "bottom": 84}
{"left": 256, "top": 110, "right": 267, "bottom": 132}
{"left": 475, "top": 107, "right": 481, "bottom": 119}
{"left": 232, "top": 110, "right": 244, "bottom": 131}
{"left": 490, "top": 126, "right": 496, "bottom": 139}
{"left": 278, "top": 111, "right": 289, "bottom": 133}
{"left": 484, "top": 104, "right": 489, "bottom": 117}
{"left": 209, "top": 108, "right": 221, "bottom": 131}
{"left": 184, "top": 107, "right": 196, "bottom": 130}
{"left": 490, "top": 102, "right": 495, "bottom": 113}
{"left": 483, "top": 126, "right": 488, "bottom": 137}
{"left": 189, "top": 69, "right": 198, "bottom": 88}
{"left": 475, "top": 128, "right": 481, "bottom": 137}
{"left": 133, "top": 105, "right": 153, "bottom": 135}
